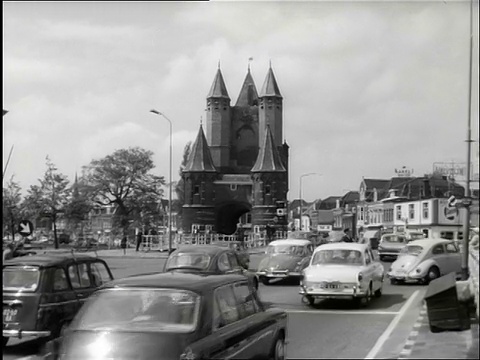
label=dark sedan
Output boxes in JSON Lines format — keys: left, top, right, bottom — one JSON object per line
{"left": 57, "top": 272, "right": 287, "bottom": 360}
{"left": 256, "top": 239, "right": 313, "bottom": 285}
{"left": 163, "top": 245, "right": 258, "bottom": 290}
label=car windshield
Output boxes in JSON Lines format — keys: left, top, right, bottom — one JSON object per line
{"left": 267, "top": 245, "right": 304, "bottom": 255}
{"left": 400, "top": 245, "right": 424, "bottom": 256}
{"left": 165, "top": 253, "right": 210, "bottom": 270}
{"left": 311, "top": 249, "right": 363, "bottom": 265}
{"left": 382, "top": 235, "right": 406, "bottom": 243}
{"left": 72, "top": 288, "right": 200, "bottom": 333}
{"left": 3, "top": 266, "right": 40, "bottom": 292}
{"left": 408, "top": 233, "right": 425, "bottom": 240}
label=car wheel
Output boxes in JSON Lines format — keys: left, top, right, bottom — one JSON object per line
{"left": 304, "top": 295, "right": 315, "bottom": 306}
{"left": 430, "top": 324, "right": 442, "bottom": 333}
{"left": 374, "top": 286, "right": 382, "bottom": 298}
{"left": 424, "top": 266, "right": 440, "bottom": 284}
{"left": 3, "top": 336, "right": 8, "bottom": 347}
{"left": 390, "top": 278, "right": 402, "bottom": 285}
{"left": 261, "top": 277, "right": 271, "bottom": 286}
{"left": 270, "top": 334, "right": 285, "bottom": 360}
{"left": 379, "top": 256, "right": 385, "bottom": 261}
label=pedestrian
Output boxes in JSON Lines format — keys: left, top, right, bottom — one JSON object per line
{"left": 121, "top": 235, "right": 128, "bottom": 255}
{"left": 340, "top": 228, "right": 354, "bottom": 243}
{"left": 136, "top": 230, "right": 143, "bottom": 252}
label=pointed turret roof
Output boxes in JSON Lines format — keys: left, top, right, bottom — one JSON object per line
{"left": 184, "top": 125, "right": 217, "bottom": 172}
{"left": 235, "top": 68, "right": 258, "bottom": 106}
{"left": 259, "top": 65, "right": 282, "bottom": 98}
{"left": 251, "top": 125, "right": 286, "bottom": 172}
{"left": 207, "top": 68, "right": 230, "bottom": 99}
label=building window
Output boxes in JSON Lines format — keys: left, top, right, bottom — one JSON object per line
{"left": 193, "top": 185, "right": 200, "bottom": 195}
{"left": 360, "top": 207, "right": 364, "bottom": 221}
{"left": 230, "top": 184, "right": 237, "bottom": 191}
{"left": 409, "top": 204, "right": 415, "bottom": 220}
{"left": 265, "top": 185, "right": 271, "bottom": 195}
{"left": 422, "top": 202, "right": 429, "bottom": 219}
{"left": 396, "top": 205, "right": 402, "bottom": 220}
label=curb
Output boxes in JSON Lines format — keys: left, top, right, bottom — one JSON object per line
{"left": 398, "top": 303, "right": 427, "bottom": 359}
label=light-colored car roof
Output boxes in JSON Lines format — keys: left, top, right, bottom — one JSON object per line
{"left": 313, "top": 242, "right": 369, "bottom": 253}
{"left": 406, "top": 238, "right": 453, "bottom": 248}
{"left": 268, "top": 239, "right": 312, "bottom": 246}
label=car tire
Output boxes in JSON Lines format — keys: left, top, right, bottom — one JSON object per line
{"left": 374, "top": 286, "right": 382, "bottom": 298}
{"left": 379, "top": 256, "right": 385, "bottom": 262}
{"left": 424, "top": 266, "right": 440, "bottom": 284}
{"left": 430, "top": 324, "right": 442, "bottom": 333}
{"left": 270, "top": 334, "right": 285, "bottom": 360}
{"left": 390, "top": 278, "right": 403, "bottom": 285}
{"left": 3, "top": 336, "right": 8, "bottom": 347}
{"left": 261, "top": 277, "right": 271, "bottom": 286}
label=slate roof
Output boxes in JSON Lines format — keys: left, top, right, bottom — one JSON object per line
{"left": 207, "top": 68, "right": 230, "bottom": 99}
{"left": 259, "top": 66, "right": 282, "bottom": 98}
{"left": 251, "top": 125, "right": 286, "bottom": 172}
{"left": 183, "top": 125, "right": 217, "bottom": 173}
{"left": 235, "top": 68, "right": 259, "bottom": 107}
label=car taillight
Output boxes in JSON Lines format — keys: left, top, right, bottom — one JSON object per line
{"left": 357, "top": 272, "right": 363, "bottom": 281}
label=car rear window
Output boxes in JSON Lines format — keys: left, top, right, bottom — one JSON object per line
{"left": 400, "top": 245, "right": 424, "bottom": 256}
{"left": 267, "top": 245, "right": 304, "bottom": 255}
{"left": 3, "top": 266, "right": 40, "bottom": 292}
{"left": 382, "top": 235, "right": 406, "bottom": 243}
{"left": 165, "top": 253, "right": 210, "bottom": 270}
{"left": 72, "top": 288, "right": 200, "bottom": 333}
{"left": 312, "top": 249, "right": 363, "bottom": 265}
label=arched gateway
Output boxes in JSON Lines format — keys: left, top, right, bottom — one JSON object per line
{"left": 181, "top": 63, "right": 289, "bottom": 236}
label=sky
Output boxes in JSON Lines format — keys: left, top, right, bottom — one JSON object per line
{"left": 3, "top": 0, "right": 479, "bottom": 203}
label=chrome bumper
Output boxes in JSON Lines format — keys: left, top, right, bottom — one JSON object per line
{"left": 3, "top": 329, "right": 51, "bottom": 339}
{"left": 256, "top": 271, "right": 301, "bottom": 278}
{"left": 299, "top": 285, "right": 367, "bottom": 298}
{"left": 387, "top": 272, "right": 423, "bottom": 281}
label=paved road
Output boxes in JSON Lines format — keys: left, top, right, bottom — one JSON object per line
{"left": 3, "top": 254, "right": 426, "bottom": 359}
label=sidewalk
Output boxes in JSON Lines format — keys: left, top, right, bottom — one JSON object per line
{"left": 397, "top": 303, "right": 479, "bottom": 359}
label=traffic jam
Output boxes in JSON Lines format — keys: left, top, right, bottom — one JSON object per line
{"left": 3, "top": 226, "right": 467, "bottom": 360}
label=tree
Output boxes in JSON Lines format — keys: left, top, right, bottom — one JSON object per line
{"left": 63, "top": 175, "right": 93, "bottom": 240}
{"left": 173, "top": 142, "right": 191, "bottom": 225}
{"left": 82, "top": 147, "right": 165, "bottom": 237}
{"left": 2, "top": 176, "right": 23, "bottom": 241}
{"left": 39, "top": 156, "right": 71, "bottom": 248}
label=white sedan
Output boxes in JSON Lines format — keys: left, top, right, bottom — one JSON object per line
{"left": 299, "top": 243, "right": 384, "bottom": 307}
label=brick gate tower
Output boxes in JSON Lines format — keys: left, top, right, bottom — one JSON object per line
{"left": 182, "top": 63, "right": 289, "bottom": 235}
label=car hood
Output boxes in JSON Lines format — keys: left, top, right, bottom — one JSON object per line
{"left": 303, "top": 265, "right": 362, "bottom": 283}
{"left": 61, "top": 330, "right": 190, "bottom": 360}
{"left": 258, "top": 254, "right": 301, "bottom": 271}
{"left": 391, "top": 255, "right": 420, "bottom": 272}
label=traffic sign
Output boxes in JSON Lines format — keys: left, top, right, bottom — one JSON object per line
{"left": 18, "top": 220, "right": 34, "bottom": 237}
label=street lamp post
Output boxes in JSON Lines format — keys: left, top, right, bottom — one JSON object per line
{"left": 150, "top": 109, "right": 173, "bottom": 254}
{"left": 299, "top": 173, "right": 322, "bottom": 231}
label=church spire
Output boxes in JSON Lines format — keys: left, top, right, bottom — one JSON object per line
{"left": 207, "top": 67, "right": 230, "bottom": 99}
{"left": 235, "top": 66, "right": 258, "bottom": 107}
{"left": 184, "top": 125, "right": 217, "bottom": 172}
{"left": 259, "top": 65, "right": 282, "bottom": 98}
{"left": 251, "top": 124, "right": 285, "bottom": 172}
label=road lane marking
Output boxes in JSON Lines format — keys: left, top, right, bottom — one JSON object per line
{"left": 364, "top": 290, "right": 421, "bottom": 359}
{"left": 286, "top": 310, "right": 399, "bottom": 315}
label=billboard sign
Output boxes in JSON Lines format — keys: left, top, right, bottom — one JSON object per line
{"left": 395, "top": 166, "right": 413, "bottom": 177}
{"left": 433, "top": 162, "right": 467, "bottom": 178}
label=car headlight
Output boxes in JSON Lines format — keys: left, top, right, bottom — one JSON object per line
{"left": 294, "top": 261, "right": 302, "bottom": 271}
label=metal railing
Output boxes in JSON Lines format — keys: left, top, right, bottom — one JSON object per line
{"left": 138, "top": 230, "right": 289, "bottom": 252}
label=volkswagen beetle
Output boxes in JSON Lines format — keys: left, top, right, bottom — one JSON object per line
{"left": 387, "top": 238, "right": 462, "bottom": 285}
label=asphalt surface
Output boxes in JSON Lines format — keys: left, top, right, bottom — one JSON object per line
{"left": 2, "top": 252, "right": 432, "bottom": 359}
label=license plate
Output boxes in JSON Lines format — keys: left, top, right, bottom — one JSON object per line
{"left": 3, "top": 307, "right": 18, "bottom": 322}
{"left": 315, "top": 283, "right": 339, "bottom": 289}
